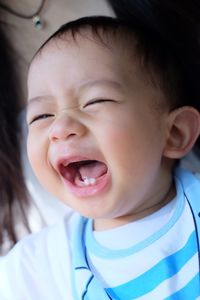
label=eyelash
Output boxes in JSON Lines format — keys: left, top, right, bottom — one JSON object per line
{"left": 83, "top": 98, "right": 114, "bottom": 108}
{"left": 29, "top": 99, "right": 114, "bottom": 124}
{"left": 30, "top": 114, "right": 54, "bottom": 125}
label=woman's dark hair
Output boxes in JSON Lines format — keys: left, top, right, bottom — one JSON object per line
{"left": 0, "top": 23, "right": 30, "bottom": 254}
{"left": 106, "top": 0, "right": 200, "bottom": 154}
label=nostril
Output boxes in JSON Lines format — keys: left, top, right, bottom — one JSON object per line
{"left": 49, "top": 128, "right": 77, "bottom": 141}
{"left": 48, "top": 115, "right": 86, "bottom": 141}
{"left": 49, "top": 124, "right": 70, "bottom": 141}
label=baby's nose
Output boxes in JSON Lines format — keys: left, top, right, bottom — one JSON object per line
{"left": 48, "top": 112, "right": 86, "bottom": 141}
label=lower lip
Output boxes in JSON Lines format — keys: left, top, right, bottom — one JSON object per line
{"left": 62, "top": 171, "right": 111, "bottom": 198}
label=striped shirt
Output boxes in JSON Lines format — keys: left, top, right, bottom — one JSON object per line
{"left": 85, "top": 177, "right": 200, "bottom": 299}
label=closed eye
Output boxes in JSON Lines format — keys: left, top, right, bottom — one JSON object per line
{"left": 29, "top": 113, "right": 54, "bottom": 125}
{"left": 83, "top": 99, "right": 115, "bottom": 108}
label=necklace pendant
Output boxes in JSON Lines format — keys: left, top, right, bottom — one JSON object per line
{"left": 32, "top": 15, "right": 44, "bottom": 29}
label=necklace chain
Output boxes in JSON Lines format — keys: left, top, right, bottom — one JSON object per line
{"left": 0, "top": 0, "right": 46, "bottom": 29}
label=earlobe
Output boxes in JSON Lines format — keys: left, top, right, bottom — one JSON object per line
{"left": 163, "top": 106, "right": 200, "bottom": 159}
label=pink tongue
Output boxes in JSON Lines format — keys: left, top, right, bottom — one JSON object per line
{"left": 79, "top": 161, "right": 107, "bottom": 179}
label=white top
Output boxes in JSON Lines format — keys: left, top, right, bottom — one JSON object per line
{"left": 0, "top": 169, "right": 199, "bottom": 299}
{"left": 0, "top": 215, "right": 74, "bottom": 300}
{"left": 0, "top": 202, "right": 198, "bottom": 299}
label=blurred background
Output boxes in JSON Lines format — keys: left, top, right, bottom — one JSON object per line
{"left": 0, "top": 0, "right": 113, "bottom": 105}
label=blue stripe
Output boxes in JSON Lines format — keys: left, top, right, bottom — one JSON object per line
{"left": 106, "top": 231, "right": 198, "bottom": 299}
{"left": 164, "top": 273, "right": 200, "bottom": 300}
{"left": 85, "top": 179, "right": 185, "bottom": 259}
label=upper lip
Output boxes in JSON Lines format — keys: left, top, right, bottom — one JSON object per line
{"left": 56, "top": 155, "right": 97, "bottom": 172}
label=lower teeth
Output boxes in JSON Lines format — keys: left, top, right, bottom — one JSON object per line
{"left": 83, "top": 176, "right": 96, "bottom": 186}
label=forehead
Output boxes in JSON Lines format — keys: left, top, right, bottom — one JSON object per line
{"left": 28, "top": 30, "right": 145, "bottom": 87}
{"left": 30, "top": 27, "right": 140, "bottom": 72}
{"left": 27, "top": 29, "right": 167, "bottom": 113}
{"left": 27, "top": 28, "right": 164, "bottom": 107}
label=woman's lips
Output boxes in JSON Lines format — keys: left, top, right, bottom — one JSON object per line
{"left": 58, "top": 159, "right": 110, "bottom": 198}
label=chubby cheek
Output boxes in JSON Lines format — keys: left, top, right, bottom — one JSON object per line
{"left": 100, "top": 121, "right": 144, "bottom": 168}
{"left": 27, "top": 132, "right": 71, "bottom": 203}
{"left": 101, "top": 116, "right": 163, "bottom": 185}
{"left": 27, "top": 133, "right": 50, "bottom": 184}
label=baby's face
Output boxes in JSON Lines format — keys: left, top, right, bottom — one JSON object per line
{"left": 27, "top": 34, "right": 171, "bottom": 229}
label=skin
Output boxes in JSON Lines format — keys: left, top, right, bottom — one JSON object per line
{"left": 27, "top": 32, "right": 176, "bottom": 230}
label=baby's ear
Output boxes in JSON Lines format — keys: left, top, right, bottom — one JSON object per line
{"left": 163, "top": 106, "right": 200, "bottom": 159}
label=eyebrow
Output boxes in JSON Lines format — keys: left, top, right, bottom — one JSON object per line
{"left": 27, "top": 95, "right": 53, "bottom": 109}
{"left": 27, "top": 78, "right": 123, "bottom": 106}
{"left": 78, "top": 78, "right": 123, "bottom": 91}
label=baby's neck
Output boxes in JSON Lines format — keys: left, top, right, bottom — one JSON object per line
{"left": 94, "top": 182, "right": 176, "bottom": 231}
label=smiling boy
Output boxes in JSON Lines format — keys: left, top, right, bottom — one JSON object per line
{"left": 0, "top": 15, "right": 200, "bottom": 300}
{"left": 27, "top": 25, "right": 176, "bottom": 229}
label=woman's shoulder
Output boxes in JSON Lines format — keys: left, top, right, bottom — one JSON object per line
{"left": 4, "top": 211, "right": 77, "bottom": 258}
{"left": 0, "top": 212, "right": 78, "bottom": 299}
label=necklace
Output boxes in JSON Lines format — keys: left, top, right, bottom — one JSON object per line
{"left": 0, "top": 0, "right": 46, "bottom": 29}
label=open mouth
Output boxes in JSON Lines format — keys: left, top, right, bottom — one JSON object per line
{"left": 59, "top": 159, "right": 108, "bottom": 188}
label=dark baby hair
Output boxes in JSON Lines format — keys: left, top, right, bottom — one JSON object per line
{"left": 107, "top": 0, "right": 200, "bottom": 154}
{"left": 36, "top": 2, "right": 200, "bottom": 151}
